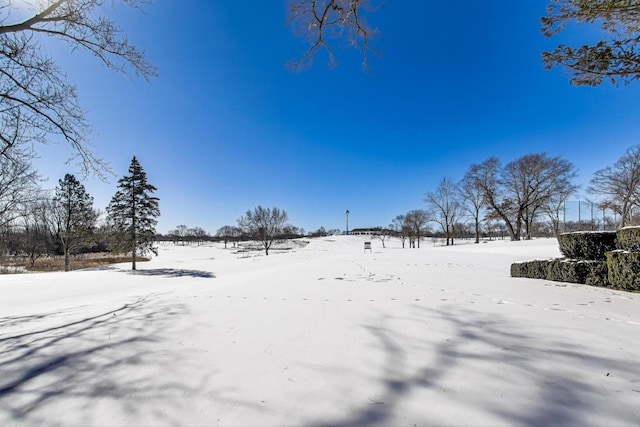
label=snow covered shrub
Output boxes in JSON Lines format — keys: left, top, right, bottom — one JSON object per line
{"left": 606, "top": 251, "right": 640, "bottom": 291}
{"left": 557, "top": 231, "right": 617, "bottom": 261}
{"left": 584, "top": 261, "right": 610, "bottom": 287}
{"left": 616, "top": 226, "right": 640, "bottom": 252}
{"left": 547, "top": 259, "right": 592, "bottom": 283}
{"left": 511, "top": 260, "right": 550, "bottom": 279}
{"left": 511, "top": 259, "right": 610, "bottom": 286}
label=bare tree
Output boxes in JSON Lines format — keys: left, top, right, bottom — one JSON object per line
{"left": 459, "top": 169, "right": 486, "bottom": 243}
{"left": 216, "top": 225, "right": 235, "bottom": 248}
{"left": 372, "top": 226, "right": 388, "bottom": 248}
{"left": 0, "top": 152, "right": 41, "bottom": 228}
{"left": 543, "top": 187, "right": 574, "bottom": 236}
{"left": 405, "top": 209, "right": 429, "bottom": 248}
{"left": 191, "top": 227, "right": 209, "bottom": 245}
{"left": 174, "top": 224, "right": 189, "bottom": 245}
{"left": 588, "top": 144, "right": 640, "bottom": 228}
{"left": 18, "top": 196, "right": 55, "bottom": 267}
{"left": 509, "top": 154, "right": 577, "bottom": 239}
{"left": 466, "top": 157, "right": 519, "bottom": 240}
{"left": 469, "top": 154, "right": 577, "bottom": 241}
{"left": 238, "top": 206, "right": 289, "bottom": 256}
{"left": 425, "top": 177, "right": 462, "bottom": 246}
{"left": 390, "top": 214, "right": 410, "bottom": 248}
{"left": 0, "top": 0, "right": 156, "bottom": 174}
{"left": 287, "top": 0, "right": 377, "bottom": 70}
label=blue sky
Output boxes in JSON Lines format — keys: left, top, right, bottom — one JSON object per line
{"left": 31, "top": 1, "right": 640, "bottom": 234}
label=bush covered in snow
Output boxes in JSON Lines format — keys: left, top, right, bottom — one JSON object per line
{"left": 557, "top": 231, "right": 617, "bottom": 260}
{"left": 616, "top": 226, "right": 640, "bottom": 252}
{"left": 512, "top": 228, "right": 640, "bottom": 291}
{"left": 511, "top": 259, "right": 609, "bottom": 286}
{"left": 606, "top": 251, "right": 640, "bottom": 291}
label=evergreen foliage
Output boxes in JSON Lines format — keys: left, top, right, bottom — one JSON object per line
{"left": 511, "top": 259, "right": 610, "bottom": 287}
{"left": 616, "top": 226, "right": 640, "bottom": 252}
{"left": 53, "top": 174, "right": 98, "bottom": 272}
{"left": 557, "top": 231, "right": 617, "bottom": 260}
{"left": 606, "top": 251, "right": 640, "bottom": 291}
{"left": 106, "top": 156, "right": 160, "bottom": 270}
{"left": 542, "top": 0, "right": 640, "bottom": 86}
{"left": 584, "top": 261, "right": 610, "bottom": 287}
{"left": 510, "top": 260, "right": 550, "bottom": 279}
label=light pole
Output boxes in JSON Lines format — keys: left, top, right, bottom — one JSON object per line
{"left": 345, "top": 210, "right": 350, "bottom": 235}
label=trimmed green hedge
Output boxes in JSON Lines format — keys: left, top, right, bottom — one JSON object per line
{"left": 585, "top": 261, "right": 610, "bottom": 287}
{"left": 606, "top": 251, "right": 640, "bottom": 291}
{"left": 511, "top": 259, "right": 610, "bottom": 287}
{"left": 616, "top": 227, "right": 640, "bottom": 252}
{"left": 510, "top": 260, "right": 549, "bottom": 279}
{"left": 557, "top": 231, "right": 617, "bottom": 261}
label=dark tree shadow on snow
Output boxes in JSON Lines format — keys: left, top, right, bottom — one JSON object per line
{"left": 0, "top": 293, "right": 249, "bottom": 425}
{"left": 309, "top": 305, "right": 640, "bottom": 427}
{"left": 128, "top": 268, "right": 215, "bottom": 278}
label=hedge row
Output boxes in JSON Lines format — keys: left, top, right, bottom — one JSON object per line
{"left": 511, "top": 255, "right": 640, "bottom": 291}
{"left": 616, "top": 226, "right": 640, "bottom": 252}
{"left": 513, "top": 228, "right": 640, "bottom": 291}
{"left": 557, "top": 231, "right": 617, "bottom": 260}
{"left": 511, "top": 259, "right": 609, "bottom": 287}
{"left": 606, "top": 251, "right": 640, "bottom": 291}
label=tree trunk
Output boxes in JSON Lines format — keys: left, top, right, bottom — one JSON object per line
{"left": 474, "top": 218, "right": 480, "bottom": 243}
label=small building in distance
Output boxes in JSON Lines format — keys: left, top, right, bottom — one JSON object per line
{"left": 350, "top": 227, "right": 393, "bottom": 236}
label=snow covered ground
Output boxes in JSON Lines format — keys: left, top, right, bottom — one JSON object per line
{"left": 1, "top": 236, "right": 639, "bottom": 426}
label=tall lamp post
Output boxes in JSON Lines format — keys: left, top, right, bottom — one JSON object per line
{"left": 345, "top": 210, "right": 350, "bottom": 235}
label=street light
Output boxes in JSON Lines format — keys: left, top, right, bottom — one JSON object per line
{"left": 345, "top": 210, "right": 350, "bottom": 235}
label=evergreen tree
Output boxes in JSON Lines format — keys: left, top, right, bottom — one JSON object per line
{"left": 53, "top": 174, "right": 98, "bottom": 272}
{"left": 106, "top": 156, "right": 160, "bottom": 270}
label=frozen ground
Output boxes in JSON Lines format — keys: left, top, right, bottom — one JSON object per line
{"left": 1, "top": 236, "right": 639, "bottom": 426}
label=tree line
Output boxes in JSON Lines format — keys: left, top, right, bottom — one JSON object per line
{"left": 0, "top": 156, "right": 159, "bottom": 271}
{"left": 6, "top": 146, "right": 639, "bottom": 267}
{"left": 390, "top": 147, "right": 640, "bottom": 247}
{"left": 2, "top": 1, "right": 639, "bottom": 263}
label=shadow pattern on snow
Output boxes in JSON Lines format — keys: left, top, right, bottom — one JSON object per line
{"left": 309, "top": 305, "right": 640, "bottom": 427}
{"left": 0, "top": 293, "right": 248, "bottom": 425}
{"left": 127, "top": 268, "right": 215, "bottom": 278}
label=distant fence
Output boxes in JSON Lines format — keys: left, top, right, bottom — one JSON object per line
{"left": 560, "top": 200, "right": 618, "bottom": 232}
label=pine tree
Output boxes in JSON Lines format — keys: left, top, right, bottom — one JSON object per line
{"left": 53, "top": 174, "right": 98, "bottom": 272}
{"left": 106, "top": 156, "right": 160, "bottom": 270}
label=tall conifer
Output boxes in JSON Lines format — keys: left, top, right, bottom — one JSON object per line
{"left": 53, "top": 174, "right": 98, "bottom": 271}
{"left": 106, "top": 156, "right": 160, "bottom": 270}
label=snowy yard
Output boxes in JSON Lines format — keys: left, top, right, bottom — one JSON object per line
{"left": 1, "top": 236, "right": 639, "bottom": 426}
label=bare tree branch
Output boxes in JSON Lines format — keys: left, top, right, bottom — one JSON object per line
{"left": 287, "top": 0, "right": 378, "bottom": 71}
{"left": 0, "top": 0, "right": 156, "bottom": 175}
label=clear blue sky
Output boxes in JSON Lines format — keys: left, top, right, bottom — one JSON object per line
{"left": 31, "top": 1, "right": 640, "bottom": 234}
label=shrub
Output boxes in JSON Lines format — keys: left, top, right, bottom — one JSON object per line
{"left": 606, "top": 251, "right": 640, "bottom": 291}
{"left": 547, "top": 259, "right": 590, "bottom": 283}
{"left": 557, "top": 231, "right": 617, "bottom": 261}
{"left": 584, "top": 261, "right": 610, "bottom": 287}
{"left": 511, "top": 259, "right": 610, "bottom": 287}
{"left": 616, "top": 226, "right": 640, "bottom": 252}
{"left": 511, "top": 260, "right": 550, "bottom": 279}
